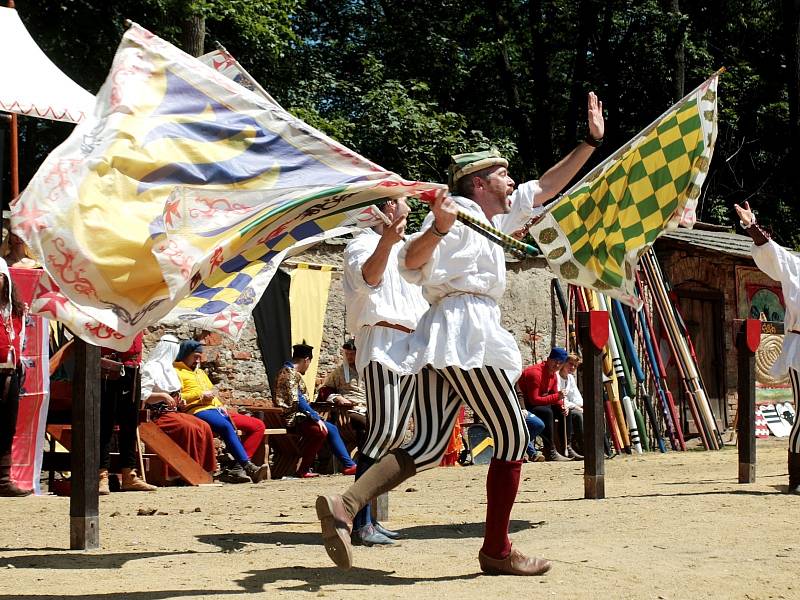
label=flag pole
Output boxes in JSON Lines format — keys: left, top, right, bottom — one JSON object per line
{"left": 7, "top": 1, "right": 18, "bottom": 203}
{"left": 214, "top": 42, "right": 283, "bottom": 108}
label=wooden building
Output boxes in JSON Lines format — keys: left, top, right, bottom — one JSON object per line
{"left": 654, "top": 223, "right": 788, "bottom": 432}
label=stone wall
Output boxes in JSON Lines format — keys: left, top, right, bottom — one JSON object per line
{"left": 143, "top": 237, "right": 567, "bottom": 402}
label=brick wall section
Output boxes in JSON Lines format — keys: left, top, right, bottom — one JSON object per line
{"left": 143, "top": 238, "right": 568, "bottom": 402}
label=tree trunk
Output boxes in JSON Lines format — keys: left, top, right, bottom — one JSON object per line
{"left": 529, "top": 0, "right": 554, "bottom": 169}
{"left": 490, "top": 0, "right": 536, "bottom": 177}
{"left": 664, "top": 0, "right": 686, "bottom": 100}
{"left": 597, "top": 1, "right": 625, "bottom": 152}
{"left": 567, "top": 0, "right": 599, "bottom": 146}
{"left": 181, "top": 12, "right": 206, "bottom": 57}
{"left": 784, "top": 0, "right": 800, "bottom": 168}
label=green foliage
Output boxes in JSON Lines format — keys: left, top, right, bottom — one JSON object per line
{"left": 7, "top": 0, "right": 800, "bottom": 244}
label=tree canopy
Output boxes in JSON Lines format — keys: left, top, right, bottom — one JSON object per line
{"left": 6, "top": 0, "right": 800, "bottom": 245}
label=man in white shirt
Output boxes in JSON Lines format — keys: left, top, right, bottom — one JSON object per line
{"left": 556, "top": 352, "right": 585, "bottom": 459}
{"left": 341, "top": 197, "right": 430, "bottom": 545}
{"left": 735, "top": 201, "right": 800, "bottom": 495}
{"left": 316, "top": 92, "right": 605, "bottom": 575}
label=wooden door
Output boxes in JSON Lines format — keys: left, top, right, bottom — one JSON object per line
{"left": 670, "top": 291, "right": 727, "bottom": 430}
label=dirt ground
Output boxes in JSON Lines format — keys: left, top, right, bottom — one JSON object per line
{"left": 0, "top": 438, "right": 796, "bottom": 600}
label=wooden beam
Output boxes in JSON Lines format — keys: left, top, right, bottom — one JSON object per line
{"left": 138, "top": 422, "right": 212, "bottom": 485}
{"left": 70, "top": 339, "right": 100, "bottom": 549}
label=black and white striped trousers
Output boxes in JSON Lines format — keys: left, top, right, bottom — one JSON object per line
{"left": 360, "top": 361, "right": 417, "bottom": 460}
{"left": 404, "top": 365, "right": 529, "bottom": 472}
{"left": 789, "top": 369, "right": 800, "bottom": 454}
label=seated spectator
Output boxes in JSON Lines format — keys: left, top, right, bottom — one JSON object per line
{"left": 517, "top": 347, "right": 574, "bottom": 462}
{"left": 174, "top": 340, "right": 269, "bottom": 483}
{"left": 99, "top": 333, "right": 157, "bottom": 494}
{"left": 320, "top": 339, "right": 367, "bottom": 446}
{"left": 140, "top": 335, "right": 217, "bottom": 478}
{"left": 521, "top": 406, "right": 546, "bottom": 463}
{"left": 557, "top": 353, "right": 584, "bottom": 456}
{"left": 274, "top": 342, "right": 357, "bottom": 478}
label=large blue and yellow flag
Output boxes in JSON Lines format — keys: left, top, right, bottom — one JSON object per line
{"left": 530, "top": 71, "right": 720, "bottom": 308}
{"left": 12, "top": 24, "right": 445, "bottom": 349}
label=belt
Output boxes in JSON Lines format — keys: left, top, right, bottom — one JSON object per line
{"left": 373, "top": 321, "right": 413, "bottom": 334}
{"left": 791, "top": 329, "right": 800, "bottom": 335}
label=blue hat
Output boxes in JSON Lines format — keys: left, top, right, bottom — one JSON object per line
{"left": 176, "top": 339, "right": 203, "bottom": 362}
{"left": 548, "top": 347, "right": 568, "bottom": 362}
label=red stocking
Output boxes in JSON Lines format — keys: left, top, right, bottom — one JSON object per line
{"left": 481, "top": 458, "right": 522, "bottom": 559}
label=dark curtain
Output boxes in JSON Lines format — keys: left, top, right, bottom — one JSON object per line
{"left": 253, "top": 268, "right": 292, "bottom": 396}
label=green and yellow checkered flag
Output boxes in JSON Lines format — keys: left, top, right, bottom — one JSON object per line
{"left": 530, "top": 70, "right": 721, "bottom": 308}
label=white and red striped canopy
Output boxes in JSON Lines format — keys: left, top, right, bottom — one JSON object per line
{"left": 0, "top": 7, "right": 94, "bottom": 123}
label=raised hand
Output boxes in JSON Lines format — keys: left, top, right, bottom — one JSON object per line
{"left": 734, "top": 201, "right": 755, "bottom": 226}
{"left": 587, "top": 92, "right": 604, "bottom": 141}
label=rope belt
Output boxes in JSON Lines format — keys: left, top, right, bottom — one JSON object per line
{"left": 438, "top": 290, "right": 496, "bottom": 303}
{"left": 373, "top": 321, "right": 413, "bottom": 334}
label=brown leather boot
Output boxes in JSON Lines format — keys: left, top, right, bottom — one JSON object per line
{"left": 0, "top": 453, "right": 32, "bottom": 497}
{"left": 98, "top": 469, "right": 111, "bottom": 496}
{"left": 120, "top": 468, "right": 157, "bottom": 492}
{"left": 244, "top": 462, "right": 270, "bottom": 483}
{"left": 478, "top": 547, "right": 552, "bottom": 576}
{"left": 316, "top": 494, "right": 354, "bottom": 570}
{"left": 788, "top": 452, "right": 800, "bottom": 495}
{"left": 566, "top": 445, "right": 584, "bottom": 461}
{"left": 544, "top": 443, "right": 570, "bottom": 462}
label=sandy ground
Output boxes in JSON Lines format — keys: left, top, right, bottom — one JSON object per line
{"left": 0, "top": 438, "right": 796, "bottom": 600}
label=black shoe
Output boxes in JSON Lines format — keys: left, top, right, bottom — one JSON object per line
{"left": 217, "top": 465, "right": 250, "bottom": 484}
{"left": 351, "top": 524, "right": 394, "bottom": 546}
{"left": 373, "top": 521, "right": 400, "bottom": 540}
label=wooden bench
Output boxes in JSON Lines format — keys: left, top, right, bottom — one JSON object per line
{"left": 228, "top": 399, "right": 294, "bottom": 479}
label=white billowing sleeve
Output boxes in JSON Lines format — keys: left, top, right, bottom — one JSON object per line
{"left": 494, "top": 179, "right": 543, "bottom": 234}
{"left": 751, "top": 240, "right": 800, "bottom": 289}
{"left": 398, "top": 216, "right": 477, "bottom": 288}
{"left": 343, "top": 236, "right": 378, "bottom": 293}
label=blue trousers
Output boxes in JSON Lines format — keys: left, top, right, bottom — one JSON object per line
{"left": 324, "top": 420, "right": 356, "bottom": 469}
{"left": 525, "top": 412, "right": 545, "bottom": 458}
{"left": 195, "top": 408, "right": 249, "bottom": 466}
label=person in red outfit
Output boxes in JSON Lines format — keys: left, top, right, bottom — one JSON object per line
{"left": 518, "top": 347, "right": 572, "bottom": 462}
{"left": 0, "top": 258, "right": 32, "bottom": 496}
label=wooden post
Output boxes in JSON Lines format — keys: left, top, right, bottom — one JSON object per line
{"left": 370, "top": 493, "right": 388, "bottom": 522}
{"left": 70, "top": 338, "right": 100, "bottom": 549}
{"left": 736, "top": 319, "right": 761, "bottom": 484}
{"left": 578, "top": 310, "right": 609, "bottom": 499}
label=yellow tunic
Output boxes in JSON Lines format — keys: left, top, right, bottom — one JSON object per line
{"left": 174, "top": 361, "right": 223, "bottom": 415}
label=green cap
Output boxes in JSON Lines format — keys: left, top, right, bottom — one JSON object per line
{"left": 447, "top": 149, "right": 508, "bottom": 191}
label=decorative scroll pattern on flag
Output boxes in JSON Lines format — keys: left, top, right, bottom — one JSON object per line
{"left": 12, "top": 24, "right": 444, "bottom": 350}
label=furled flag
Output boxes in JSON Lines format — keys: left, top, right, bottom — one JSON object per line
{"left": 198, "top": 46, "right": 282, "bottom": 108}
{"left": 12, "top": 23, "right": 445, "bottom": 350}
{"left": 529, "top": 70, "right": 720, "bottom": 308}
